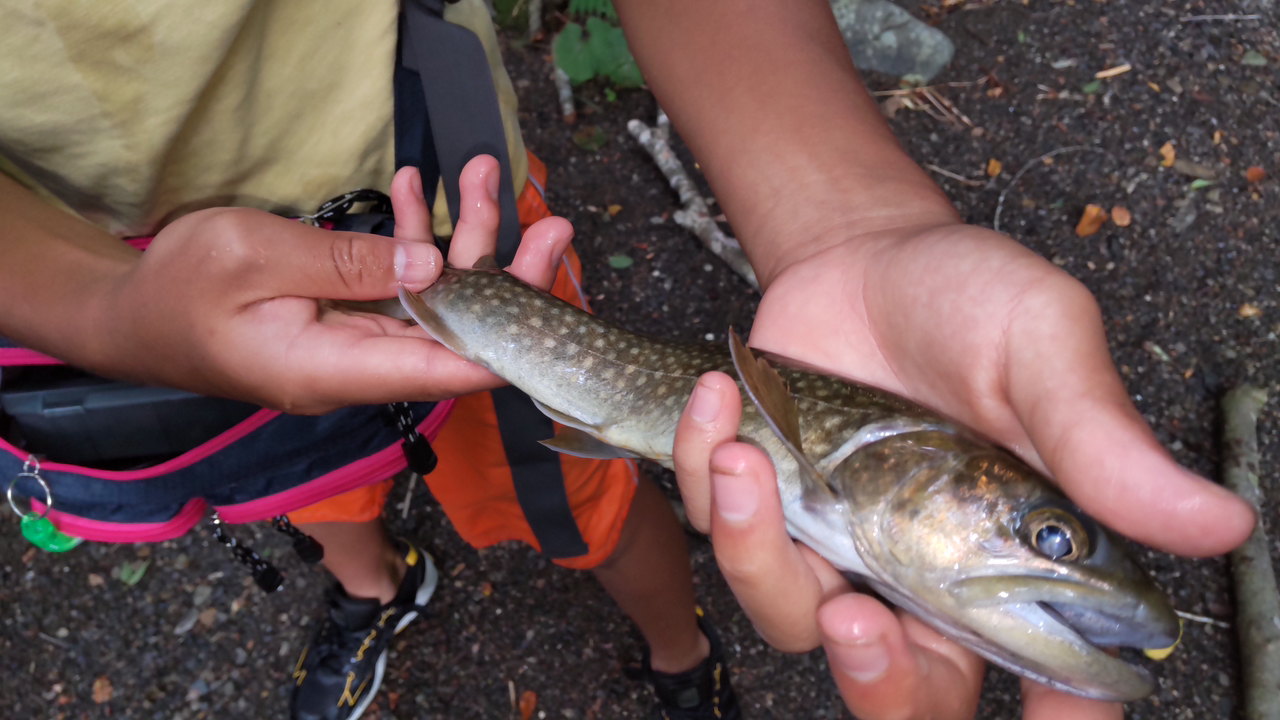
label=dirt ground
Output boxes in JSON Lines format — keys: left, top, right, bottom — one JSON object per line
{"left": 2, "top": 1, "right": 1277, "bottom": 719}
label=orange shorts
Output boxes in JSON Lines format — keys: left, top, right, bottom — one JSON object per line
{"left": 288, "top": 153, "right": 638, "bottom": 570}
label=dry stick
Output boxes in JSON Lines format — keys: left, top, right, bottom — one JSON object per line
{"left": 527, "top": 0, "right": 543, "bottom": 40}
{"left": 627, "top": 114, "right": 760, "bottom": 290}
{"left": 1181, "top": 14, "right": 1262, "bottom": 22}
{"left": 925, "top": 163, "right": 986, "bottom": 187}
{"left": 399, "top": 472, "right": 418, "bottom": 520}
{"left": 1221, "top": 385, "right": 1280, "bottom": 720}
{"left": 552, "top": 64, "right": 575, "bottom": 122}
{"left": 992, "top": 146, "right": 1109, "bottom": 234}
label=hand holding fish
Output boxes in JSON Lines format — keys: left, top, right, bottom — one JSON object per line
{"left": 671, "top": 222, "right": 1257, "bottom": 719}
{"left": 63, "top": 157, "right": 571, "bottom": 413}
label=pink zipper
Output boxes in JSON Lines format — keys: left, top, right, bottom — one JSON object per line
{"left": 215, "top": 399, "right": 455, "bottom": 523}
{"left": 35, "top": 498, "right": 208, "bottom": 543}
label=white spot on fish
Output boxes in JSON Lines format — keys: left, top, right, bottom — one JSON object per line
{"left": 593, "top": 339, "right": 605, "bottom": 349}
{"left": 530, "top": 316, "right": 543, "bottom": 328}
{"left": 543, "top": 337, "right": 557, "bottom": 349}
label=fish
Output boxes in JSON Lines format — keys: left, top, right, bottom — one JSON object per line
{"left": 397, "top": 257, "right": 1181, "bottom": 702}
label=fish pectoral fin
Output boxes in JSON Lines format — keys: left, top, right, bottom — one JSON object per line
{"left": 471, "top": 255, "right": 500, "bottom": 270}
{"left": 540, "top": 427, "right": 637, "bottom": 460}
{"left": 729, "top": 330, "right": 833, "bottom": 498}
{"left": 398, "top": 287, "right": 465, "bottom": 351}
{"left": 530, "top": 397, "right": 596, "bottom": 432}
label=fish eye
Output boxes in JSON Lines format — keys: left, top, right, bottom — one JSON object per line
{"left": 1022, "top": 506, "right": 1090, "bottom": 562}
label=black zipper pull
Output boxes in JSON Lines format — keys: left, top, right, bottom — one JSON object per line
{"left": 210, "top": 511, "right": 284, "bottom": 593}
{"left": 386, "top": 402, "right": 437, "bottom": 475}
{"left": 272, "top": 515, "right": 325, "bottom": 564}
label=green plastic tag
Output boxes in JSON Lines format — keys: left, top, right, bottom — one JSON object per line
{"left": 20, "top": 515, "right": 84, "bottom": 553}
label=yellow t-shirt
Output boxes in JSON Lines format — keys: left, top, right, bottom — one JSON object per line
{"left": 0, "top": 0, "right": 526, "bottom": 237}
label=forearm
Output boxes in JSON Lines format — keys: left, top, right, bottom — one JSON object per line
{"left": 614, "top": 0, "right": 959, "bottom": 286}
{"left": 0, "top": 171, "right": 138, "bottom": 369}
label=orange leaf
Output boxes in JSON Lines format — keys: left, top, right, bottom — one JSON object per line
{"left": 986, "top": 158, "right": 1003, "bottom": 177}
{"left": 1111, "top": 206, "right": 1132, "bottom": 227}
{"left": 1245, "top": 166, "right": 1267, "bottom": 183}
{"left": 1159, "top": 142, "right": 1176, "bottom": 168}
{"left": 519, "top": 690, "right": 538, "bottom": 720}
{"left": 1239, "top": 303, "right": 1263, "bottom": 319}
{"left": 607, "top": 204, "right": 622, "bottom": 217}
{"left": 1075, "top": 204, "right": 1109, "bottom": 237}
{"left": 92, "top": 676, "right": 113, "bottom": 704}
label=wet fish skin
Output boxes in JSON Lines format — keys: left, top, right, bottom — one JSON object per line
{"left": 398, "top": 262, "right": 1180, "bottom": 702}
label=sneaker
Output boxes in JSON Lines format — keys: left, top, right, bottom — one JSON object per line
{"left": 289, "top": 540, "right": 438, "bottom": 720}
{"left": 634, "top": 611, "right": 743, "bottom": 720}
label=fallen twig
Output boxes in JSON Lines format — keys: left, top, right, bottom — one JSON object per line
{"left": 1181, "top": 14, "right": 1262, "bottom": 22}
{"left": 1221, "top": 385, "right": 1279, "bottom": 720}
{"left": 925, "top": 164, "right": 986, "bottom": 187}
{"left": 627, "top": 112, "right": 759, "bottom": 290}
{"left": 552, "top": 64, "right": 575, "bottom": 123}
{"left": 1174, "top": 609, "right": 1232, "bottom": 629}
{"left": 992, "top": 146, "right": 1109, "bottom": 234}
{"left": 399, "top": 472, "right": 419, "bottom": 520}
{"left": 870, "top": 77, "right": 987, "bottom": 97}
{"left": 527, "top": 0, "right": 542, "bottom": 40}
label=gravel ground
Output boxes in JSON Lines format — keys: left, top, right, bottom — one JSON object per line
{"left": 2, "top": 1, "right": 1277, "bottom": 719}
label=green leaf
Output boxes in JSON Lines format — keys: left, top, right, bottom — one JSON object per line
{"left": 1017, "top": 30, "right": 1028, "bottom": 43}
{"left": 118, "top": 559, "right": 151, "bottom": 586}
{"left": 608, "top": 254, "right": 634, "bottom": 269}
{"left": 1080, "top": 79, "right": 1102, "bottom": 94}
{"left": 553, "top": 24, "right": 595, "bottom": 85}
{"left": 572, "top": 125, "right": 609, "bottom": 151}
{"left": 584, "top": 17, "right": 643, "bottom": 88}
{"left": 604, "top": 87, "right": 617, "bottom": 103}
{"left": 1240, "top": 50, "right": 1267, "bottom": 67}
{"left": 1189, "top": 179, "right": 1214, "bottom": 190}
{"left": 568, "top": 0, "right": 618, "bottom": 21}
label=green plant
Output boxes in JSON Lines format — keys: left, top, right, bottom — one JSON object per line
{"left": 554, "top": 8, "right": 643, "bottom": 88}
{"left": 568, "top": 0, "right": 618, "bottom": 21}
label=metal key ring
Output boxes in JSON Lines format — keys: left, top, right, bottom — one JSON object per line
{"left": 7, "top": 467, "right": 53, "bottom": 520}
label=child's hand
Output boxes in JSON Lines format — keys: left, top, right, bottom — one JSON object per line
{"left": 97, "top": 155, "right": 571, "bottom": 413}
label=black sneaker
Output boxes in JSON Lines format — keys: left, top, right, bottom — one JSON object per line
{"left": 289, "top": 541, "right": 438, "bottom": 720}
{"left": 634, "top": 611, "right": 743, "bottom": 720}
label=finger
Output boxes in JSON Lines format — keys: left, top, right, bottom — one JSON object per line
{"left": 200, "top": 209, "right": 442, "bottom": 302}
{"left": 820, "top": 594, "right": 983, "bottom": 720}
{"left": 673, "top": 372, "right": 743, "bottom": 532}
{"left": 507, "top": 216, "right": 575, "bottom": 290}
{"left": 1020, "top": 677, "right": 1122, "bottom": 720}
{"left": 390, "top": 166, "right": 433, "bottom": 243}
{"left": 447, "top": 154, "right": 503, "bottom": 269}
{"left": 709, "top": 440, "right": 848, "bottom": 651}
{"left": 1006, "top": 279, "right": 1255, "bottom": 556}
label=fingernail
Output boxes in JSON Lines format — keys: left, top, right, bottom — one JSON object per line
{"left": 712, "top": 464, "right": 758, "bottom": 525}
{"left": 395, "top": 241, "right": 439, "bottom": 287}
{"left": 485, "top": 166, "right": 501, "bottom": 201}
{"left": 830, "top": 635, "right": 890, "bottom": 683}
{"left": 688, "top": 379, "right": 722, "bottom": 423}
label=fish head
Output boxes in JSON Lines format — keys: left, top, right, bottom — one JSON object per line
{"left": 837, "top": 430, "right": 1180, "bottom": 701}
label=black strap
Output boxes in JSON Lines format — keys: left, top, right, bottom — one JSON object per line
{"left": 401, "top": 0, "right": 522, "bottom": 264}
{"left": 400, "top": 1, "right": 588, "bottom": 559}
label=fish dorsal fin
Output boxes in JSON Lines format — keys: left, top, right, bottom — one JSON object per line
{"left": 729, "top": 329, "right": 831, "bottom": 496}
{"left": 471, "top": 255, "right": 500, "bottom": 270}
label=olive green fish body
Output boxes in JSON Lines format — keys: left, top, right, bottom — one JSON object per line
{"left": 399, "top": 265, "right": 1180, "bottom": 702}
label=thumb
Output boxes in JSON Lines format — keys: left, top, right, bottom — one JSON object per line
{"left": 226, "top": 212, "right": 443, "bottom": 301}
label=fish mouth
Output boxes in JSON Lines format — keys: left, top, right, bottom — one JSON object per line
{"left": 939, "top": 574, "right": 1180, "bottom": 701}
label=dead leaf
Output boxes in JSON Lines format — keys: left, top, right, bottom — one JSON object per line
{"left": 1213, "top": 130, "right": 1224, "bottom": 145}
{"left": 1239, "top": 303, "right": 1263, "bottom": 319}
{"left": 92, "top": 676, "right": 113, "bottom": 704}
{"left": 388, "top": 692, "right": 399, "bottom": 711}
{"left": 986, "top": 158, "right": 1003, "bottom": 177}
{"left": 22, "top": 547, "right": 37, "bottom": 565}
{"left": 198, "top": 608, "right": 218, "bottom": 627}
{"left": 1171, "top": 159, "right": 1218, "bottom": 180}
{"left": 1147, "top": 82, "right": 1161, "bottom": 92}
{"left": 519, "top": 690, "right": 538, "bottom": 720}
{"left": 1075, "top": 204, "right": 1109, "bottom": 237}
{"left": 606, "top": 204, "right": 622, "bottom": 217}
{"left": 480, "top": 581, "right": 493, "bottom": 597}
{"left": 1245, "top": 166, "right": 1267, "bottom": 183}
{"left": 880, "top": 95, "right": 908, "bottom": 119}
{"left": 88, "top": 573, "right": 105, "bottom": 587}
{"left": 1111, "top": 206, "right": 1132, "bottom": 227}
{"left": 1159, "top": 142, "right": 1176, "bottom": 168}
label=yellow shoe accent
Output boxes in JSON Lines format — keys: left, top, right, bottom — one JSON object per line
{"left": 337, "top": 672, "right": 370, "bottom": 707}
{"left": 404, "top": 544, "right": 419, "bottom": 567}
{"left": 292, "top": 647, "right": 308, "bottom": 686}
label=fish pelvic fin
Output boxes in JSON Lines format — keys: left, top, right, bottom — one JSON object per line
{"left": 729, "top": 329, "right": 835, "bottom": 500}
{"left": 471, "top": 255, "right": 500, "bottom": 270}
{"left": 398, "top": 286, "right": 466, "bottom": 351}
{"left": 540, "top": 427, "right": 638, "bottom": 460}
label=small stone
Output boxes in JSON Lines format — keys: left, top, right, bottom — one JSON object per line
{"left": 55, "top": 627, "right": 69, "bottom": 638}
{"left": 172, "top": 554, "right": 190, "bottom": 571}
{"left": 186, "top": 678, "right": 209, "bottom": 703}
{"left": 191, "top": 585, "right": 213, "bottom": 607}
{"left": 234, "top": 647, "right": 248, "bottom": 665}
